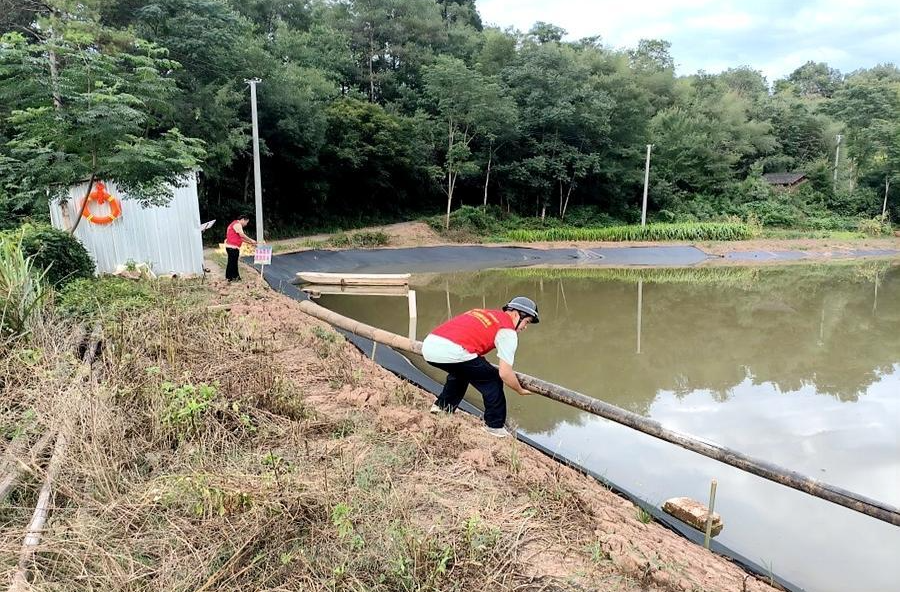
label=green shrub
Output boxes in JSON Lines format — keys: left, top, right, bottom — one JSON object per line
{"left": 0, "top": 232, "right": 49, "bottom": 341}
{"left": 428, "top": 205, "right": 504, "bottom": 234}
{"left": 504, "top": 222, "right": 754, "bottom": 242}
{"left": 162, "top": 381, "right": 218, "bottom": 437}
{"left": 17, "top": 223, "right": 94, "bottom": 287}
{"left": 739, "top": 200, "right": 804, "bottom": 227}
{"left": 327, "top": 230, "right": 389, "bottom": 248}
{"left": 558, "top": 206, "right": 623, "bottom": 228}
{"left": 857, "top": 217, "right": 892, "bottom": 237}
{"left": 826, "top": 188, "right": 880, "bottom": 217}
{"left": 58, "top": 277, "right": 157, "bottom": 321}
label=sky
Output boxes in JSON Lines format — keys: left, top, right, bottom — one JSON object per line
{"left": 476, "top": 0, "right": 900, "bottom": 83}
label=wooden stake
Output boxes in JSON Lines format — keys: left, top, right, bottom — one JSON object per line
{"left": 704, "top": 479, "right": 718, "bottom": 549}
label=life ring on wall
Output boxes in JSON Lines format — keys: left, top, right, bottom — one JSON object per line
{"left": 81, "top": 182, "right": 122, "bottom": 225}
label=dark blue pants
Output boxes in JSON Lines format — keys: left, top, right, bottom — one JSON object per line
{"left": 427, "top": 357, "right": 507, "bottom": 428}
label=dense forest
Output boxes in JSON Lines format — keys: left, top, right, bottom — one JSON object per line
{"left": 1, "top": 0, "right": 899, "bottom": 235}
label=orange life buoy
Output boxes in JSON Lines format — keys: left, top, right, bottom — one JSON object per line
{"left": 81, "top": 182, "right": 122, "bottom": 225}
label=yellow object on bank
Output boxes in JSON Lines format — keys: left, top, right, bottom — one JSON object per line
{"left": 218, "top": 243, "right": 255, "bottom": 256}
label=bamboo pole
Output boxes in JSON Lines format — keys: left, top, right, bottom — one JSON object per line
{"left": 298, "top": 300, "right": 422, "bottom": 355}
{"left": 296, "top": 298, "right": 900, "bottom": 527}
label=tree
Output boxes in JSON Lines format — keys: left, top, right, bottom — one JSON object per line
{"left": 424, "top": 56, "right": 516, "bottom": 228}
{"left": 778, "top": 61, "right": 843, "bottom": 98}
{"left": 503, "top": 40, "right": 612, "bottom": 219}
{"left": 476, "top": 27, "right": 517, "bottom": 76}
{"left": 332, "top": 0, "right": 446, "bottom": 103}
{"left": 629, "top": 39, "right": 675, "bottom": 72}
{"left": 824, "top": 71, "right": 900, "bottom": 205}
{"left": 528, "top": 22, "right": 566, "bottom": 44}
{"left": 114, "top": 0, "right": 264, "bottom": 192}
{"left": 0, "top": 24, "right": 204, "bottom": 231}
{"left": 763, "top": 94, "right": 830, "bottom": 169}
{"left": 320, "top": 97, "right": 435, "bottom": 214}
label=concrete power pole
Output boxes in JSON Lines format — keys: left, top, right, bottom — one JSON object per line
{"left": 641, "top": 144, "right": 653, "bottom": 227}
{"left": 245, "top": 78, "right": 264, "bottom": 243}
{"left": 833, "top": 134, "right": 842, "bottom": 191}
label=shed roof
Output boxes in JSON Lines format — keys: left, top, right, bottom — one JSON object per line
{"left": 762, "top": 172, "right": 807, "bottom": 185}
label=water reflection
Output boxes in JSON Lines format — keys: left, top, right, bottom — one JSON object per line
{"left": 325, "top": 263, "right": 900, "bottom": 425}
{"left": 320, "top": 262, "right": 900, "bottom": 592}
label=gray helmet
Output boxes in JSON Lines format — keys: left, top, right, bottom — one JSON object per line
{"left": 503, "top": 296, "right": 539, "bottom": 324}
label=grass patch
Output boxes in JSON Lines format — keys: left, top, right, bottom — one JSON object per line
{"left": 327, "top": 230, "right": 390, "bottom": 248}
{"left": 58, "top": 276, "right": 160, "bottom": 321}
{"left": 505, "top": 222, "right": 754, "bottom": 242}
{"left": 498, "top": 266, "right": 760, "bottom": 285}
{"left": 758, "top": 228, "right": 868, "bottom": 240}
{"left": 273, "top": 230, "right": 390, "bottom": 254}
{"left": 635, "top": 506, "right": 654, "bottom": 524}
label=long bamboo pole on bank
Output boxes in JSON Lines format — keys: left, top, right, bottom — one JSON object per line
{"left": 296, "top": 299, "right": 900, "bottom": 527}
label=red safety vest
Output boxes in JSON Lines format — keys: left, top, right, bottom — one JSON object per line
{"left": 431, "top": 309, "right": 514, "bottom": 356}
{"left": 225, "top": 220, "right": 243, "bottom": 247}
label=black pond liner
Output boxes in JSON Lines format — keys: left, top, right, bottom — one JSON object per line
{"left": 263, "top": 274, "right": 803, "bottom": 592}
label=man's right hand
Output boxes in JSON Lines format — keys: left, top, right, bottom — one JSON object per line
{"left": 517, "top": 388, "right": 532, "bottom": 396}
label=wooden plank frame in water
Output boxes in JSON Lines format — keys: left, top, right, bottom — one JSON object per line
{"left": 297, "top": 299, "right": 900, "bottom": 528}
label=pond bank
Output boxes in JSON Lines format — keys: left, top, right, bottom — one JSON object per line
{"left": 200, "top": 260, "right": 791, "bottom": 592}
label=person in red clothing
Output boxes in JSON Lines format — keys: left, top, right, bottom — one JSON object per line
{"left": 422, "top": 297, "right": 539, "bottom": 438}
{"left": 224, "top": 214, "right": 257, "bottom": 281}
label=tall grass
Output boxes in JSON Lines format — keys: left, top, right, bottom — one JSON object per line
{"left": 505, "top": 222, "right": 754, "bottom": 243}
{"left": 498, "top": 266, "right": 760, "bottom": 286}
{"left": 0, "top": 231, "right": 49, "bottom": 342}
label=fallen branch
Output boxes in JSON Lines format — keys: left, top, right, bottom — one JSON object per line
{"left": 0, "top": 432, "right": 53, "bottom": 501}
{"left": 9, "top": 433, "right": 68, "bottom": 592}
{"left": 8, "top": 324, "right": 102, "bottom": 590}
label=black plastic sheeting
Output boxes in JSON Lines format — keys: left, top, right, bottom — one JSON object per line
{"left": 266, "top": 244, "right": 714, "bottom": 274}
{"left": 261, "top": 272, "right": 803, "bottom": 592}
{"left": 725, "top": 249, "right": 900, "bottom": 262}
{"left": 260, "top": 244, "right": 900, "bottom": 277}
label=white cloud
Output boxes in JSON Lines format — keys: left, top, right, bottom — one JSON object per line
{"left": 476, "top": 0, "right": 900, "bottom": 80}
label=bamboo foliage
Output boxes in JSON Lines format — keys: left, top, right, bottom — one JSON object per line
{"left": 505, "top": 222, "right": 754, "bottom": 242}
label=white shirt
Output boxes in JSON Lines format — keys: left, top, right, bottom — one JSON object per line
{"left": 422, "top": 329, "right": 518, "bottom": 365}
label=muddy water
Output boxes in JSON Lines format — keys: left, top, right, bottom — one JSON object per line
{"left": 319, "top": 263, "right": 900, "bottom": 592}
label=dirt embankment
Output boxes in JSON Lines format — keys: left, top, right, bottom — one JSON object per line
{"left": 213, "top": 264, "right": 780, "bottom": 592}
{"left": 267, "top": 220, "right": 900, "bottom": 262}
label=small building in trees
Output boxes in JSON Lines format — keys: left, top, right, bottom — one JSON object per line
{"left": 762, "top": 172, "right": 808, "bottom": 191}
{"left": 49, "top": 174, "right": 205, "bottom": 276}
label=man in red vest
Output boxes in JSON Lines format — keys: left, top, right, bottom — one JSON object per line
{"left": 422, "top": 297, "right": 539, "bottom": 437}
{"left": 224, "top": 213, "right": 257, "bottom": 281}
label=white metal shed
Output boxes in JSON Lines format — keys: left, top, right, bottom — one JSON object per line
{"left": 48, "top": 174, "right": 204, "bottom": 276}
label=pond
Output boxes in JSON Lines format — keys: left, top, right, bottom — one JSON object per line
{"left": 319, "top": 262, "right": 900, "bottom": 592}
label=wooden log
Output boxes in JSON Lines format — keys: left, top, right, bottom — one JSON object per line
{"left": 294, "top": 298, "right": 900, "bottom": 527}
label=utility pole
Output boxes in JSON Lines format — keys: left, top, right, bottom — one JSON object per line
{"left": 245, "top": 78, "right": 264, "bottom": 242}
{"left": 641, "top": 144, "right": 652, "bottom": 227}
{"left": 833, "top": 134, "right": 842, "bottom": 191}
